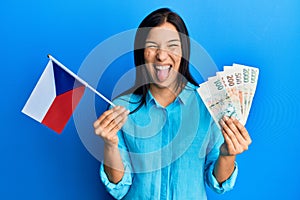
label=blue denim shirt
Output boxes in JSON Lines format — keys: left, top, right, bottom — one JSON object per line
{"left": 100, "top": 82, "right": 238, "bottom": 200}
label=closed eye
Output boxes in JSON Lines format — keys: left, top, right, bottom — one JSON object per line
{"left": 146, "top": 45, "right": 159, "bottom": 48}
{"left": 168, "top": 44, "right": 180, "bottom": 48}
{"left": 145, "top": 41, "right": 159, "bottom": 49}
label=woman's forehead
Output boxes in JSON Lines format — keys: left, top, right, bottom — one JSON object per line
{"left": 146, "top": 22, "right": 180, "bottom": 42}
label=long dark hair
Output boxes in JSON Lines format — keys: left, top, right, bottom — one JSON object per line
{"left": 123, "top": 8, "right": 198, "bottom": 113}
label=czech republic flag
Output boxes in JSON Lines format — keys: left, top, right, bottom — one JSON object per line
{"left": 22, "top": 58, "right": 85, "bottom": 134}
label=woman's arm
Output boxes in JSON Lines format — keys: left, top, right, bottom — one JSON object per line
{"left": 103, "top": 143, "right": 125, "bottom": 184}
{"left": 213, "top": 115, "right": 252, "bottom": 184}
{"left": 94, "top": 106, "right": 130, "bottom": 183}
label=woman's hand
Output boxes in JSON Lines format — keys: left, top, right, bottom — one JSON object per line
{"left": 94, "top": 106, "right": 130, "bottom": 147}
{"left": 94, "top": 106, "right": 130, "bottom": 183}
{"left": 219, "top": 116, "right": 252, "bottom": 156}
{"left": 213, "top": 116, "right": 251, "bottom": 183}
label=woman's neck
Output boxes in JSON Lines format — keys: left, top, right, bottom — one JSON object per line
{"left": 150, "top": 83, "right": 184, "bottom": 107}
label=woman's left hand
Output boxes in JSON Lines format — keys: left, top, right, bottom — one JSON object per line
{"left": 219, "top": 116, "right": 252, "bottom": 156}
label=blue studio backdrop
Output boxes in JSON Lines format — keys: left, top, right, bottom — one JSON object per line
{"left": 1, "top": 0, "right": 300, "bottom": 199}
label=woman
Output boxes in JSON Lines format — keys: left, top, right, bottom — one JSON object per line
{"left": 93, "top": 8, "right": 251, "bottom": 200}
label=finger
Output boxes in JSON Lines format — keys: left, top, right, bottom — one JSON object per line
{"left": 106, "top": 108, "right": 130, "bottom": 128}
{"left": 110, "top": 114, "right": 129, "bottom": 134}
{"left": 93, "top": 106, "right": 120, "bottom": 128}
{"left": 101, "top": 106, "right": 126, "bottom": 128}
{"left": 94, "top": 125, "right": 108, "bottom": 138}
{"left": 107, "top": 110, "right": 129, "bottom": 133}
{"left": 221, "top": 129, "right": 235, "bottom": 155}
{"left": 224, "top": 116, "right": 240, "bottom": 135}
{"left": 224, "top": 116, "right": 248, "bottom": 146}
{"left": 221, "top": 117, "right": 248, "bottom": 154}
{"left": 94, "top": 125, "right": 103, "bottom": 136}
{"left": 95, "top": 107, "right": 129, "bottom": 139}
{"left": 232, "top": 117, "right": 252, "bottom": 144}
{"left": 220, "top": 119, "right": 239, "bottom": 151}
{"left": 224, "top": 116, "right": 251, "bottom": 153}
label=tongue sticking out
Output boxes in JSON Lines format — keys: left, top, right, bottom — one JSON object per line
{"left": 157, "top": 69, "right": 169, "bottom": 82}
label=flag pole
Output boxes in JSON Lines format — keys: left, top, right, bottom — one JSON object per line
{"left": 47, "top": 54, "right": 116, "bottom": 107}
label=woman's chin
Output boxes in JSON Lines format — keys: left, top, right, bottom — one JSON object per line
{"left": 152, "top": 79, "right": 176, "bottom": 90}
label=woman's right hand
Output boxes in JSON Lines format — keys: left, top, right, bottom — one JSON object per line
{"left": 93, "top": 106, "right": 130, "bottom": 147}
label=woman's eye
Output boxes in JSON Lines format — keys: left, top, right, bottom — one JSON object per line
{"left": 146, "top": 45, "right": 158, "bottom": 49}
{"left": 168, "top": 44, "right": 179, "bottom": 47}
{"left": 168, "top": 44, "right": 181, "bottom": 52}
{"left": 168, "top": 44, "right": 181, "bottom": 50}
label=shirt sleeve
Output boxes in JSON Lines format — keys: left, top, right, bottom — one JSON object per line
{"left": 99, "top": 130, "right": 133, "bottom": 199}
{"left": 100, "top": 162, "right": 132, "bottom": 199}
{"left": 204, "top": 120, "right": 238, "bottom": 194}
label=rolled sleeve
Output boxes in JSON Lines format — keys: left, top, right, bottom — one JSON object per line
{"left": 206, "top": 161, "right": 238, "bottom": 194}
{"left": 100, "top": 162, "right": 132, "bottom": 199}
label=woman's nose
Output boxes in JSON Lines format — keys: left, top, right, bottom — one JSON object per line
{"left": 155, "top": 48, "right": 168, "bottom": 61}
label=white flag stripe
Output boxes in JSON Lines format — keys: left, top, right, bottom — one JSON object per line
{"left": 22, "top": 61, "right": 56, "bottom": 122}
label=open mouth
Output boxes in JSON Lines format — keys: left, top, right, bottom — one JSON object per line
{"left": 154, "top": 65, "right": 172, "bottom": 82}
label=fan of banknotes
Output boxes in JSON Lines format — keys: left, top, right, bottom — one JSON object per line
{"left": 197, "top": 63, "right": 259, "bottom": 129}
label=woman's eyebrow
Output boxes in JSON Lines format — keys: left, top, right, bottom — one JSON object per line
{"left": 168, "top": 39, "right": 180, "bottom": 43}
{"left": 145, "top": 41, "right": 158, "bottom": 45}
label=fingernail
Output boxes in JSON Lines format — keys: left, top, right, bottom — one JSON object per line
{"left": 219, "top": 119, "right": 225, "bottom": 125}
{"left": 126, "top": 110, "right": 130, "bottom": 114}
{"left": 223, "top": 116, "right": 229, "bottom": 121}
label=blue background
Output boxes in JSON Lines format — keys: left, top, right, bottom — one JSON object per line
{"left": 1, "top": 0, "right": 300, "bottom": 199}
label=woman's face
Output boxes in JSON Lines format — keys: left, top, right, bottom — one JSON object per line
{"left": 144, "top": 22, "right": 182, "bottom": 89}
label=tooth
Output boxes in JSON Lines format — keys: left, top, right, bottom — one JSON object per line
{"left": 156, "top": 65, "right": 170, "bottom": 70}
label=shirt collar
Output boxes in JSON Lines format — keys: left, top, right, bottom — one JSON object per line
{"left": 146, "top": 89, "right": 156, "bottom": 105}
{"left": 178, "top": 82, "right": 198, "bottom": 105}
{"left": 146, "top": 82, "right": 198, "bottom": 106}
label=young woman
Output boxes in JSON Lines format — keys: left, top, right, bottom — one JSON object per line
{"left": 93, "top": 8, "right": 251, "bottom": 200}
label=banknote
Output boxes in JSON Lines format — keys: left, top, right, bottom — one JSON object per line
{"left": 197, "top": 63, "right": 259, "bottom": 128}
{"left": 217, "top": 67, "right": 243, "bottom": 123}
{"left": 197, "top": 82, "right": 222, "bottom": 129}
{"left": 233, "top": 64, "right": 251, "bottom": 121}
{"left": 198, "top": 76, "right": 240, "bottom": 128}
{"left": 233, "top": 64, "right": 259, "bottom": 122}
{"left": 223, "top": 65, "right": 245, "bottom": 124}
{"left": 239, "top": 65, "right": 259, "bottom": 121}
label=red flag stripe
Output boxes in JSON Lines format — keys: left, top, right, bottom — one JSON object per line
{"left": 41, "top": 86, "right": 85, "bottom": 133}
